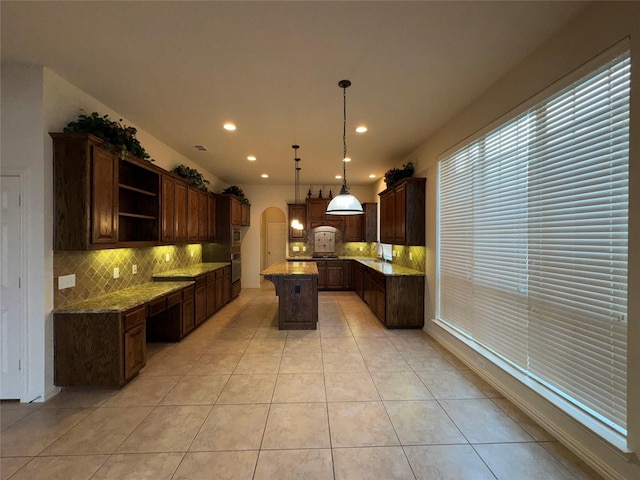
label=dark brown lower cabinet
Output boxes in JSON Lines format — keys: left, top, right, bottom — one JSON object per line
{"left": 215, "top": 269, "right": 225, "bottom": 308}
{"left": 314, "top": 260, "right": 352, "bottom": 291}
{"left": 55, "top": 304, "right": 148, "bottom": 388}
{"left": 195, "top": 277, "right": 207, "bottom": 326}
{"left": 364, "top": 270, "right": 424, "bottom": 328}
{"left": 182, "top": 285, "right": 195, "bottom": 336}
{"left": 354, "top": 262, "right": 365, "bottom": 298}
{"left": 206, "top": 272, "right": 216, "bottom": 317}
{"left": 54, "top": 274, "right": 231, "bottom": 388}
{"left": 368, "top": 270, "right": 386, "bottom": 323}
{"left": 123, "top": 306, "right": 147, "bottom": 382}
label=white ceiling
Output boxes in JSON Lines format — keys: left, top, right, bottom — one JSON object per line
{"left": 1, "top": 1, "right": 588, "bottom": 187}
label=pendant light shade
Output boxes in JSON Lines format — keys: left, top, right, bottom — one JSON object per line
{"left": 291, "top": 144, "right": 304, "bottom": 230}
{"left": 326, "top": 79, "right": 363, "bottom": 216}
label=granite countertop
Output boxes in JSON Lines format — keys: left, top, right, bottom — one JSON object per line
{"left": 261, "top": 261, "right": 319, "bottom": 276}
{"left": 152, "top": 262, "right": 230, "bottom": 279}
{"left": 356, "top": 259, "right": 424, "bottom": 276}
{"left": 54, "top": 281, "right": 193, "bottom": 313}
{"left": 286, "top": 256, "right": 424, "bottom": 276}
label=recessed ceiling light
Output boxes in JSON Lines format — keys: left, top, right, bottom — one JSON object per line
{"left": 343, "top": 157, "right": 351, "bottom": 163}
{"left": 335, "top": 175, "right": 342, "bottom": 179}
{"left": 247, "top": 156, "right": 256, "bottom": 161}
{"left": 369, "top": 174, "right": 376, "bottom": 178}
{"left": 355, "top": 126, "right": 368, "bottom": 133}
{"left": 223, "top": 123, "right": 236, "bottom": 131}
{"left": 261, "top": 173, "right": 269, "bottom": 178}
{"left": 193, "top": 145, "right": 209, "bottom": 152}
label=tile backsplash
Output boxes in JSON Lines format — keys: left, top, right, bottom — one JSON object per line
{"left": 287, "top": 227, "right": 425, "bottom": 273}
{"left": 54, "top": 244, "right": 203, "bottom": 308}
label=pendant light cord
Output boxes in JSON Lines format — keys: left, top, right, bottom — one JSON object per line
{"left": 342, "top": 81, "right": 349, "bottom": 192}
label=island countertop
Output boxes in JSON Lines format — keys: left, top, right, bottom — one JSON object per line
{"left": 261, "top": 261, "right": 319, "bottom": 276}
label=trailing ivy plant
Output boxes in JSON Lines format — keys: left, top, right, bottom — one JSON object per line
{"left": 384, "top": 161, "right": 414, "bottom": 188}
{"left": 222, "top": 185, "right": 251, "bottom": 205}
{"left": 63, "top": 111, "right": 151, "bottom": 160}
{"left": 172, "top": 164, "right": 211, "bottom": 191}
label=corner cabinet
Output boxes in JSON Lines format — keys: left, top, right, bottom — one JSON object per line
{"left": 379, "top": 177, "right": 426, "bottom": 246}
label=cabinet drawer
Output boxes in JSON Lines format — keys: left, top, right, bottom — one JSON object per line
{"left": 195, "top": 276, "right": 207, "bottom": 288}
{"left": 215, "top": 269, "right": 224, "bottom": 279}
{"left": 207, "top": 272, "right": 216, "bottom": 283}
{"left": 148, "top": 296, "right": 167, "bottom": 317}
{"left": 124, "top": 305, "right": 147, "bottom": 331}
{"left": 167, "top": 291, "right": 182, "bottom": 307}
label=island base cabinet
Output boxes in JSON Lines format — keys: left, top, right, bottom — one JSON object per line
{"left": 54, "top": 306, "right": 147, "bottom": 388}
{"left": 270, "top": 276, "right": 318, "bottom": 330}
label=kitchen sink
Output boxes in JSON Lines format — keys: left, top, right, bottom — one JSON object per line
{"left": 312, "top": 254, "right": 339, "bottom": 259}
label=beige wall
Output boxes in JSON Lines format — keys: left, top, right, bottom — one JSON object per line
{"left": 393, "top": 2, "right": 639, "bottom": 478}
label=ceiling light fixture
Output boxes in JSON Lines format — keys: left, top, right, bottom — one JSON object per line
{"left": 290, "top": 144, "right": 304, "bottom": 231}
{"left": 247, "top": 155, "right": 256, "bottom": 161}
{"left": 356, "top": 126, "right": 368, "bottom": 133}
{"left": 261, "top": 173, "right": 269, "bottom": 178}
{"left": 326, "top": 79, "right": 364, "bottom": 216}
{"left": 223, "top": 123, "right": 236, "bottom": 131}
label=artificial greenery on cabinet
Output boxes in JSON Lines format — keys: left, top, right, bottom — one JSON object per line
{"left": 171, "top": 164, "right": 211, "bottom": 191}
{"left": 222, "top": 185, "right": 251, "bottom": 205}
{"left": 384, "top": 162, "right": 414, "bottom": 188}
{"left": 63, "top": 111, "right": 151, "bottom": 161}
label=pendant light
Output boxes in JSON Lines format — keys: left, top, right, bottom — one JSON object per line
{"left": 290, "top": 144, "right": 304, "bottom": 230}
{"left": 326, "top": 79, "right": 364, "bottom": 215}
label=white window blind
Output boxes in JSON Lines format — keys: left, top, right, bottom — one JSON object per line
{"left": 438, "top": 50, "right": 629, "bottom": 436}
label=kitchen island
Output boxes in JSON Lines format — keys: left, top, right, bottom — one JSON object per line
{"left": 261, "top": 261, "right": 318, "bottom": 330}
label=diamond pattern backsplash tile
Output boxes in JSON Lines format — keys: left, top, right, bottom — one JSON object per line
{"left": 392, "top": 245, "right": 426, "bottom": 272}
{"left": 54, "top": 244, "right": 203, "bottom": 308}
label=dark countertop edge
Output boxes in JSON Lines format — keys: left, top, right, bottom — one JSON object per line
{"left": 152, "top": 262, "right": 231, "bottom": 279}
{"left": 286, "top": 257, "right": 424, "bottom": 276}
{"left": 54, "top": 280, "right": 194, "bottom": 314}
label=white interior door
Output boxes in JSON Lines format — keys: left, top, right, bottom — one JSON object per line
{"left": 266, "top": 222, "right": 287, "bottom": 267}
{"left": 1, "top": 176, "right": 23, "bottom": 399}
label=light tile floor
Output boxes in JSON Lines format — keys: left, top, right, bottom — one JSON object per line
{"left": 1, "top": 284, "right": 605, "bottom": 480}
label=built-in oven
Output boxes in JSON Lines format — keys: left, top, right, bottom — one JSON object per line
{"left": 232, "top": 228, "right": 241, "bottom": 247}
{"left": 231, "top": 250, "right": 241, "bottom": 283}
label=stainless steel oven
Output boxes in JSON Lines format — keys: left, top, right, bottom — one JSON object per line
{"left": 231, "top": 251, "right": 241, "bottom": 283}
{"left": 232, "top": 228, "right": 241, "bottom": 247}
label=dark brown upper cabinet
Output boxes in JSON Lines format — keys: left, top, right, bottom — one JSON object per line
{"left": 379, "top": 177, "right": 426, "bottom": 246}
{"left": 52, "top": 133, "right": 120, "bottom": 250}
